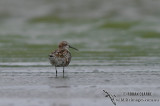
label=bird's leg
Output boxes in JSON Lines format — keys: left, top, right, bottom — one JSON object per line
{"left": 63, "top": 66, "right": 64, "bottom": 78}
{"left": 62, "top": 60, "right": 65, "bottom": 78}
{"left": 55, "top": 66, "right": 57, "bottom": 77}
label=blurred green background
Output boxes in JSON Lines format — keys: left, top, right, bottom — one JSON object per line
{"left": 0, "top": 0, "right": 160, "bottom": 64}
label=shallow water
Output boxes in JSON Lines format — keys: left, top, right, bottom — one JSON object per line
{"left": 0, "top": 0, "right": 160, "bottom": 106}
{"left": 0, "top": 65, "right": 160, "bottom": 106}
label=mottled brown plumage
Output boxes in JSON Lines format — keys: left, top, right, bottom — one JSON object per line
{"left": 49, "top": 41, "right": 78, "bottom": 77}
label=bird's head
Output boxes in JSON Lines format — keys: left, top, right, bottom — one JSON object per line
{"left": 58, "top": 41, "right": 78, "bottom": 51}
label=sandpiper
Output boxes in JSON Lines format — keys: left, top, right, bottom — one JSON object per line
{"left": 49, "top": 41, "right": 78, "bottom": 77}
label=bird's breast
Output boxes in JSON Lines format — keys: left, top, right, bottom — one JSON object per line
{"left": 49, "top": 50, "right": 71, "bottom": 67}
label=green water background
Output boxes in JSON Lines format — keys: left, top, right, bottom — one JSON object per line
{"left": 0, "top": 0, "right": 160, "bottom": 65}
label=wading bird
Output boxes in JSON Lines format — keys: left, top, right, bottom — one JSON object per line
{"left": 49, "top": 41, "right": 78, "bottom": 77}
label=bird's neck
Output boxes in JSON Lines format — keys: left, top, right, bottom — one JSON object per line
{"left": 59, "top": 48, "right": 69, "bottom": 52}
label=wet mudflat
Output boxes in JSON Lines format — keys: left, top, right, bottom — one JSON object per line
{"left": 0, "top": 63, "right": 160, "bottom": 106}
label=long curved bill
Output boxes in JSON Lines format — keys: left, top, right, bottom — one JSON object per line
{"left": 69, "top": 45, "right": 79, "bottom": 51}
